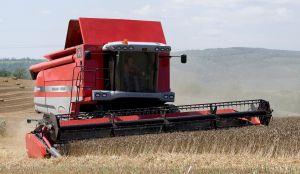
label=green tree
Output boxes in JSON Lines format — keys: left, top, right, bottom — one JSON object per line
{"left": 0, "top": 69, "right": 12, "bottom": 77}
{"left": 13, "top": 68, "right": 27, "bottom": 79}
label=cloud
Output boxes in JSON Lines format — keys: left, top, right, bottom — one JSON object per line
{"left": 169, "top": 0, "right": 300, "bottom": 6}
{"left": 0, "top": 18, "right": 3, "bottom": 23}
{"left": 238, "top": 6, "right": 284, "bottom": 17}
{"left": 176, "top": 0, "right": 293, "bottom": 26}
{"left": 132, "top": 5, "right": 153, "bottom": 15}
{"left": 39, "top": 10, "right": 52, "bottom": 15}
{"left": 168, "top": 0, "right": 246, "bottom": 8}
{"left": 272, "top": 0, "right": 300, "bottom": 5}
{"left": 153, "top": 0, "right": 299, "bottom": 51}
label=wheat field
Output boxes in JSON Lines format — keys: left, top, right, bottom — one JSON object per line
{"left": 0, "top": 117, "right": 300, "bottom": 174}
{"left": 68, "top": 118, "right": 300, "bottom": 158}
{"left": 0, "top": 119, "right": 5, "bottom": 136}
{"left": 0, "top": 77, "right": 300, "bottom": 173}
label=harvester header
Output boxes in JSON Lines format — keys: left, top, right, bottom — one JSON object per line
{"left": 26, "top": 18, "right": 272, "bottom": 158}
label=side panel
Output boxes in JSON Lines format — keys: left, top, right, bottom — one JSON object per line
{"left": 43, "top": 61, "right": 76, "bottom": 81}
{"left": 34, "top": 45, "right": 102, "bottom": 115}
{"left": 25, "top": 133, "right": 47, "bottom": 158}
{"left": 42, "top": 62, "right": 82, "bottom": 115}
{"left": 157, "top": 58, "right": 170, "bottom": 92}
{"left": 34, "top": 71, "right": 46, "bottom": 113}
{"left": 35, "top": 97, "right": 82, "bottom": 115}
{"left": 82, "top": 45, "right": 104, "bottom": 97}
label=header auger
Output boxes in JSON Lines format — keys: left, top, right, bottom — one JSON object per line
{"left": 26, "top": 18, "right": 272, "bottom": 158}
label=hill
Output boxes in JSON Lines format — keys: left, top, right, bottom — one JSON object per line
{"left": 171, "top": 47, "right": 300, "bottom": 116}
{"left": 0, "top": 58, "right": 44, "bottom": 79}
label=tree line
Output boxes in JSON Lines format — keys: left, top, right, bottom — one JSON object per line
{"left": 0, "top": 58, "right": 44, "bottom": 79}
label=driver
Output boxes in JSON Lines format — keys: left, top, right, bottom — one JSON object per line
{"left": 123, "top": 56, "right": 141, "bottom": 91}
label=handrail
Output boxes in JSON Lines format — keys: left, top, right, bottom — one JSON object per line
{"left": 68, "top": 65, "right": 112, "bottom": 116}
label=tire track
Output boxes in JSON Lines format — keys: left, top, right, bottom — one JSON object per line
{"left": 0, "top": 87, "right": 32, "bottom": 93}
{"left": 0, "top": 103, "right": 34, "bottom": 113}
{"left": 1, "top": 92, "right": 33, "bottom": 99}
{"left": 0, "top": 97, "right": 33, "bottom": 107}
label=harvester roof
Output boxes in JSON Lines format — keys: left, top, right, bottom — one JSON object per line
{"left": 64, "top": 18, "right": 166, "bottom": 51}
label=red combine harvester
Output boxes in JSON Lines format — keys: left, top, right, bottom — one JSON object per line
{"left": 26, "top": 18, "right": 272, "bottom": 158}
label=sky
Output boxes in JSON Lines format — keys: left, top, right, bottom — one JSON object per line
{"left": 0, "top": 0, "right": 299, "bottom": 58}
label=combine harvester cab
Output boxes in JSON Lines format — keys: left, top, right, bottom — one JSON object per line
{"left": 26, "top": 18, "right": 273, "bottom": 158}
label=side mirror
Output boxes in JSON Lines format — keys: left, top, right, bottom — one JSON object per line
{"left": 84, "top": 51, "right": 92, "bottom": 60}
{"left": 181, "top": 54, "right": 187, "bottom": 63}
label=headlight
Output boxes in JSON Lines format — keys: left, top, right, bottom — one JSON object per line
{"left": 95, "top": 93, "right": 101, "bottom": 97}
{"left": 169, "top": 95, "right": 174, "bottom": 99}
{"left": 129, "top": 46, "right": 134, "bottom": 50}
{"left": 163, "top": 95, "right": 169, "bottom": 99}
{"left": 102, "top": 93, "right": 107, "bottom": 97}
{"left": 155, "top": 47, "right": 160, "bottom": 51}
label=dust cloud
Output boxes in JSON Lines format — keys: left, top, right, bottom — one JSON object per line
{"left": 171, "top": 48, "right": 300, "bottom": 116}
{"left": 0, "top": 112, "right": 38, "bottom": 158}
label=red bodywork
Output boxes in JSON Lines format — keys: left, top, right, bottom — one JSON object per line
{"left": 26, "top": 18, "right": 266, "bottom": 158}
{"left": 25, "top": 133, "right": 47, "bottom": 158}
{"left": 30, "top": 18, "right": 170, "bottom": 115}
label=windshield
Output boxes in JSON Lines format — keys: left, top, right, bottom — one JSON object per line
{"left": 114, "top": 52, "right": 157, "bottom": 92}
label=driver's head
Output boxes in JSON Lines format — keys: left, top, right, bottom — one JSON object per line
{"left": 127, "top": 56, "right": 134, "bottom": 65}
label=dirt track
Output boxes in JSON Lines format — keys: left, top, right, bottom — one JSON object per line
{"left": 0, "top": 77, "right": 300, "bottom": 173}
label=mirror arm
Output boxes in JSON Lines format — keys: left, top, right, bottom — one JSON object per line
{"left": 159, "top": 55, "right": 181, "bottom": 58}
{"left": 159, "top": 54, "right": 187, "bottom": 64}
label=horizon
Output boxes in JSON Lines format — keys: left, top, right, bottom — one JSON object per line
{"left": 0, "top": 47, "right": 299, "bottom": 59}
{"left": 1, "top": 46, "right": 297, "bottom": 59}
